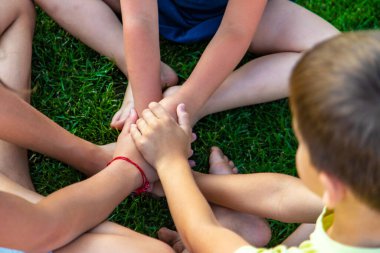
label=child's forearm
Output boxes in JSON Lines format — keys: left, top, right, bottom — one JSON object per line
{"left": 121, "top": 0, "right": 162, "bottom": 115}
{"left": 1, "top": 161, "right": 141, "bottom": 252}
{"left": 0, "top": 85, "right": 108, "bottom": 175}
{"left": 38, "top": 161, "right": 140, "bottom": 248}
{"left": 193, "top": 172, "right": 323, "bottom": 223}
{"left": 157, "top": 157, "right": 249, "bottom": 253}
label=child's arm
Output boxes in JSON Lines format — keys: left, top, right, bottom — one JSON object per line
{"left": 0, "top": 161, "right": 141, "bottom": 252}
{"left": 193, "top": 172, "right": 322, "bottom": 223}
{"left": 120, "top": 0, "right": 162, "bottom": 115}
{"left": 0, "top": 85, "right": 108, "bottom": 175}
{"left": 160, "top": 0, "right": 267, "bottom": 122}
{"left": 0, "top": 111, "right": 155, "bottom": 252}
{"left": 131, "top": 103, "right": 252, "bottom": 253}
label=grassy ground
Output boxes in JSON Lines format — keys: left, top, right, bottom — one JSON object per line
{"left": 30, "top": 0, "right": 379, "bottom": 247}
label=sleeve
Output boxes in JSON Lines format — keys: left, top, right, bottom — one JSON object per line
{"left": 234, "top": 245, "right": 307, "bottom": 253}
{"left": 234, "top": 246, "right": 258, "bottom": 253}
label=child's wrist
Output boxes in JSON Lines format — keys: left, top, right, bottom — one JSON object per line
{"left": 107, "top": 158, "right": 147, "bottom": 193}
{"left": 176, "top": 83, "right": 203, "bottom": 110}
{"left": 156, "top": 156, "right": 189, "bottom": 175}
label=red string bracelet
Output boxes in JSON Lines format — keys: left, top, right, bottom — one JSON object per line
{"left": 107, "top": 156, "right": 150, "bottom": 195}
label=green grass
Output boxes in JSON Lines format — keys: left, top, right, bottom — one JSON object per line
{"left": 30, "top": 0, "right": 379, "bottom": 247}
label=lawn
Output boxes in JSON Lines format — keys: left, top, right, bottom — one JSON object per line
{"left": 30, "top": 0, "right": 379, "bottom": 247}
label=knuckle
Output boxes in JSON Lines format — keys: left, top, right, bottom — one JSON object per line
{"left": 136, "top": 118, "right": 144, "bottom": 126}
{"left": 162, "top": 115, "right": 171, "bottom": 124}
{"left": 139, "top": 137, "right": 149, "bottom": 147}
{"left": 142, "top": 108, "right": 150, "bottom": 117}
{"left": 150, "top": 119, "right": 159, "bottom": 128}
{"left": 149, "top": 102, "right": 159, "bottom": 109}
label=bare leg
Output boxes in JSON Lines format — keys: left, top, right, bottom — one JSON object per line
{"left": 35, "top": 0, "right": 126, "bottom": 72}
{"left": 158, "top": 147, "right": 272, "bottom": 252}
{"left": 56, "top": 223, "right": 175, "bottom": 253}
{"left": 282, "top": 223, "right": 315, "bottom": 247}
{"left": 200, "top": 0, "right": 339, "bottom": 120}
{"left": 0, "top": 173, "right": 41, "bottom": 203}
{"left": 35, "top": 0, "right": 178, "bottom": 129}
{"left": 0, "top": 0, "right": 36, "bottom": 190}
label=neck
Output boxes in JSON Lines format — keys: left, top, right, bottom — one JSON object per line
{"left": 328, "top": 197, "right": 380, "bottom": 248}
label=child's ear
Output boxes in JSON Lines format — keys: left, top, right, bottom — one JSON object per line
{"left": 319, "top": 172, "right": 346, "bottom": 209}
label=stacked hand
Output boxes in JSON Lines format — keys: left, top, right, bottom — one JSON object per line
{"left": 130, "top": 102, "right": 192, "bottom": 171}
{"left": 113, "top": 108, "right": 159, "bottom": 185}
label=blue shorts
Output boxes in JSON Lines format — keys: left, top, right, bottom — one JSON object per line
{"left": 158, "top": 0, "right": 228, "bottom": 43}
{"left": 158, "top": 0, "right": 296, "bottom": 43}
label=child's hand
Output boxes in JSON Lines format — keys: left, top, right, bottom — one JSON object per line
{"left": 130, "top": 102, "right": 192, "bottom": 169}
{"left": 113, "top": 108, "right": 158, "bottom": 183}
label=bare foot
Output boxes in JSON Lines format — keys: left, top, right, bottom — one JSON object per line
{"left": 111, "top": 63, "right": 178, "bottom": 130}
{"left": 209, "top": 146, "right": 238, "bottom": 174}
{"left": 162, "top": 85, "right": 181, "bottom": 98}
{"left": 110, "top": 83, "right": 134, "bottom": 130}
{"left": 209, "top": 147, "right": 271, "bottom": 247}
{"left": 158, "top": 227, "right": 188, "bottom": 253}
{"left": 163, "top": 86, "right": 204, "bottom": 125}
{"left": 160, "top": 62, "right": 179, "bottom": 88}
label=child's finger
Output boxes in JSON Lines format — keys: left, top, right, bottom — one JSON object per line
{"left": 130, "top": 124, "right": 142, "bottom": 142}
{"left": 136, "top": 118, "right": 150, "bottom": 135}
{"left": 148, "top": 102, "right": 170, "bottom": 120}
{"left": 177, "top": 104, "right": 191, "bottom": 136}
{"left": 141, "top": 108, "right": 158, "bottom": 126}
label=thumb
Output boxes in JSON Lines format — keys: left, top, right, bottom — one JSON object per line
{"left": 177, "top": 104, "right": 191, "bottom": 136}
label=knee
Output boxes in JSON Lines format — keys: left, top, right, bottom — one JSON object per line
{"left": 19, "top": 0, "right": 35, "bottom": 19}
{"left": 298, "top": 27, "right": 341, "bottom": 52}
{"left": 15, "top": 0, "right": 36, "bottom": 29}
{"left": 251, "top": 219, "right": 272, "bottom": 247}
{"left": 34, "top": 0, "right": 59, "bottom": 14}
{"left": 35, "top": 0, "right": 80, "bottom": 17}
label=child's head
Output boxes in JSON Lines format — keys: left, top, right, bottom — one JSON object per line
{"left": 289, "top": 31, "right": 380, "bottom": 211}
